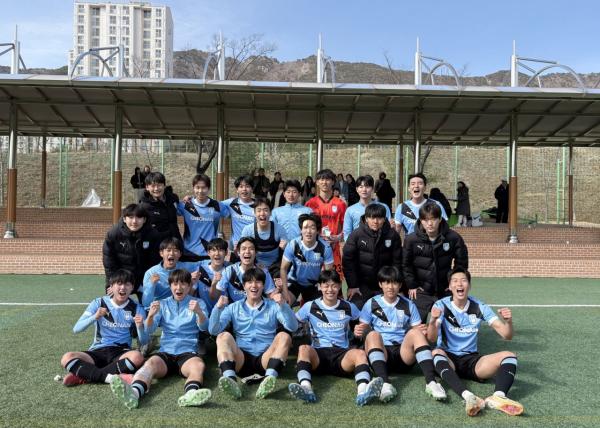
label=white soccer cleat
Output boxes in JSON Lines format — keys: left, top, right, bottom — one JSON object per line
{"left": 464, "top": 393, "right": 485, "bottom": 417}
{"left": 485, "top": 394, "right": 524, "bottom": 416}
{"left": 425, "top": 381, "right": 447, "bottom": 401}
{"left": 379, "top": 382, "right": 397, "bottom": 403}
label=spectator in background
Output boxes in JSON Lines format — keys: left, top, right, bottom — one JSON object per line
{"left": 455, "top": 181, "right": 471, "bottom": 227}
{"left": 345, "top": 174, "right": 360, "bottom": 205}
{"left": 375, "top": 172, "right": 396, "bottom": 214}
{"left": 130, "top": 167, "right": 146, "bottom": 203}
{"left": 269, "top": 172, "right": 284, "bottom": 202}
{"left": 334, "top": 173, "right": 349, "bottom": 202}
{"left": 143, "top": 165, "right": 151, "bottom": 175}
{"left": 253, "top": 168, "right": 271, "bottom": 197}
{"left": 494, "top": 178, "right": 509, "bottom": 223}
{"left": 302, "top": 176, "right": 315, "bottom": 201}
{"left": 429, "top": 188, "right": 452, "bottom": 218}
{"left": 271, "top": 182, "right": 286, "bottom": 209}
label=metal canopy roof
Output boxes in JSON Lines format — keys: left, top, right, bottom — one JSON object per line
{"left": 2, "top": 74, "right": 600, "bottom": 147}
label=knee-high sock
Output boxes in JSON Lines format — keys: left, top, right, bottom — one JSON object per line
{"left": 367, "top": 349, "right": 388, "bottom": 383}
{"left": 433, "top": 355, "right": 466, "bottom": 396}
{"left": 494, "top": 356, "right": 518, "bottom": 396}
{"left": 415, "top": 346, "right": 437, "bottom": 384}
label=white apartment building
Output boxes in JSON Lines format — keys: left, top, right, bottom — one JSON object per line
{"left": 69, "top": 1, "right": 173, "bottom": 78}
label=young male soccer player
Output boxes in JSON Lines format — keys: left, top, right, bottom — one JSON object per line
{"left": 354, "top": 266, "right": 446, "bottom": 403}
{"left": 240, "top": 197, "right": 287, "bottom": 276}
{"left": 212, "top": 237, "right": 277, "bottom": 302}
{"left": 177, "top": 174, "right": 227, "bottom": 261}
{"left": 342, "top": 175, "right": 391, "bottom": 239}
{"left": 394, "top": 173, "right": 447, "bottom": 236}
{"left": 305, "top": 169, "right": 347, "bottom": 277}
{"left": 209, "top": 268, "right": 298, "bottom": 399}
{"left": 427, "top": 267, "right": 524, "bottom": 417}
{"left": 192, "top": 237, "right": 229, "bottom": 314}
{"left": 288, "top": 270, "right": 383, "bottom": 406}
{"left": 403, "top": 201, "right": 468, "bottom": 321}
{"left": 60, "top": 269, "right": 147, "bottom": 387}
{"left": 222, "top": 174, "right": 256, "bottom": 251}
{"left": 271, "top": 180, "right": 312, "bottom": 241}
{"left": 110, "top": 269, "right": 212, "bottom": 409}
{"left": 280, "top": 213, "right": 334, "bottom": 305}
{"left": 140, "top": 171, "right": 182, "bottom": 242}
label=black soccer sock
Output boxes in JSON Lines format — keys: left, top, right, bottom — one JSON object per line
{"left": 184, "top": 380, "right": 202, "bottom": 393}
{"left": 131, "top": 380, "right": 148, "bottom": 399}
{"left": 415, "top": 346, "right": 437, "bottom": 384}
{"left": 219, "top": 360, "right": 237, "bottom": 380}
{"left": 494, "top": 356, "right": 518, "bottom": 396}
{"left": 265, "top": 358, "right": 285, "bottom": 378}
{"left": 367, "top": 348, "right": 389, "bottom": 382}
{"left": 66, "top": 358, "right": 105, "bottom": 383}
{"left": 296, "top": 360, "right": 313, "bottom": 386}
{"left": 354, "top": 363, "right": 371, "bottom": 386}
{"left": 433, "top": 355, "right": 466, "bottom": 396}
{"left": 98, "top": 358, "right": 137, "bottom": 379}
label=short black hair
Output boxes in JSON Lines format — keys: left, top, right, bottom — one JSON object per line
{"left": 377, "top": 266, "right": 401, "bottom": 284}
{"left": 379, "top": 172, "right": 386, "bottom": 179}
{"left": 122, "top": 203, "right": 148, "bottom": 219}
{"left": 284, "top": 179, "right": 302, "bottom": 193}
{"left": 364, "top": 203, "right": 387, "bottom": 219}
{"left": 207, "top": 237, "right": 228, "bottom": 252}
{"left": 447, "top": 266, "right": 471, "bottom": 283}
{"left": 236, "top": 236, "right": 256, "bottom": 252}
{"left": 192, "top": 174, "right": 211, "bottom": 188}
{"left": 108, "top": 269, "right": 135, "bottom": 286}
{"left": 242, "top": 267, "right": 266, "bottom": 284}
{"left": 315, "top": 169, "right": 336, "bottom": 181}
{"left": 298, "top": 213, "right": 322, "bottom": 233}
{"left": 168, "top": 268, "right": 192, "bottom": 285}
{"left": 419, "top": 201, "right": 442, "bottom": 220}
{"left": 318, "top": 269, "right": 341, "bottom": 285}
{"left": 234, "top": 175, "right": 254, "bottom": 188}
{"left": 145, "top": 171, "right": 166, "bottom": 185}
{"left": 356, "top": 175, "right": 374, "bottom": 188}
{"left": 159, "top": 237, "right": 183, "bottom": 252}
{"left": 254, "top": 197, "right": 270, "bottom": 209}
{"left": 408, "top": 172, "right": 427, "bottom": 186}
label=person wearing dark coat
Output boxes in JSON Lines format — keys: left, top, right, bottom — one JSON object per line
{"left": 402, "top": 201, "right": 468, "bottom": 321}
{"left": 130, "top": 167, "right": 146, "bottom": 203}
{"left": 269, "top": 171, "right": 284, "bottom": 202}
{"left": 494, "top": 178, "right": 509, "bottom": 223}
{"left": 345, "top": 174, "right": 360, "bottom": 205}
{"left": 374, "top": 172, "right": 396, "bottom": 213}
{"left": 429, "top": 188, "right": 452, "bottom": 218}
{"left": 139, "top": 171, "right": 182, "bottom": 243}
{"left": 342, "top": 203, "right": 403, "bottom": 309}
{"left": 455, "top": 181, "right": 471, "bottom": 227}
{"left": 102, "top": 204, "right": 161, "bottom": 296}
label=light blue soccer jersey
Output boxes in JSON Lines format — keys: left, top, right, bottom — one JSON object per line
{"left": 271, "top": 203, "right": 312, "bottom": 241}
{"left": 73, "top": 296, "right": 148, "bottom": 351}
{"left": 359, "top": 295, "right": 421, "bottom": 345}
{"left": 190, "top": 260, "right": 229, "bottom": 314}
{"left": 240, "top": 221, "right": 284, "bottom": 267}
{"left": 394, "top": 199, "right": 448, "bottom": 235}
{"left": 283, "top": 237, "right": 334, "bottom": 287}
{"left": 141, "top": 261, "right": 199, "bottom": 309}
{"left": 343, "top": 200, "right": 391, "bottom": 239}
{"left": 216, "top": 262, "right": 276, "bottom": 302}
{"left": 296, "top": 298, "right": 360, "bottom": 349}
{"left": 222, "top": 197, "right": 255, "bottom": 248}
{"left": 433, "top": 296, "right": 498, "bottom": 356}
{"left": 209, "top": 298, "right": 298, "bottom": 355}
{"left": 177, "top": 198, "right": 227, "bottom": 257}
{"left": 147, "top": 295, "right": 209, "bottom": 355}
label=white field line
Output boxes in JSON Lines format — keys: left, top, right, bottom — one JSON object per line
{"left": 0, "top": 302, "right": 599, "bottom": 307}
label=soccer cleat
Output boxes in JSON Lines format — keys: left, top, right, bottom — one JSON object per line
{"left": 110, "top": 376, "right": 139, "bottom": 410}
{"left": 379, "top": 382, "right": 397, "bottom": 403}
{"left": 218, "top": 376, "right": 242, "bottom": 400}
{"left": 465, "top": 393, "right": 485, "bottom": 417}
{"left": 485, "top": 394, "right": 524, "bottom": 416}
{"left": 356, "top": 377, "right": 384, "bottom": 406}
{"left": 62, "top": 373, "right": 87, "bottom": 387}
{"left": 178, "top": 388, "right": 212, "bottom": 407}
{"left": 425, "top": 381, "right": 447, "bottom": 401}
{"left": 255, "top": 375, "right": 277, "bottom": 399}
{"left": 288, "top": 383, "right": 317, "bottom": 403}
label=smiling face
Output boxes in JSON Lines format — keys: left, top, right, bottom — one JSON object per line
{"left": 170, "top": 280, "right": 192, "bottom": 301}
{"left": 300, "top": 219, "right": 318, "bottom": 244}
{"left": 254, "top": 203, "right": 271, "bottom": 227}
{"left": 146, "top": 181, "right": 165, "bottom": 200}
{"left": 357, "top": 183, "right": 373, "bottom": 200}
{"left": 110, "top": 281, "right": 134, "bottom": 305}
{"left": 193, "top": 181, "right": 210, "bottom": 203}
{"left": 316, "top": 177, "right": 334, "bottom": 194}
{"left": 284, "top": 187, "right": 300, "bottom": 204}
{"left": 238, "top": 240, "right": 256, "bottom": 267}
{"left": 320, "top": 280, "right": 341, "bottom": 305}
{"left": 160, "top": 244, "right": 181, "bottom": 269}
{"left": 379, "top": 281, "right": 400, "bottom": 302}
{"left": 236, "top": 181, "right": 253, "bottom": 201}
{"left": 409, "top": 176, "right": 426, "bottom": 201}
{"left": 208, "top": 246, "right": 226, "bottom": 267}
{"left": 124, "top": 215, "right": 146, "bottom": 232}
{"left": 243, "top": 278, "right": 264, "bottom": 301}
{"left": 448, "top": 272, "right": 470, "bottom": 303}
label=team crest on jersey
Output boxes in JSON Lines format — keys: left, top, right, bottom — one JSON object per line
{"left": 385, "top": 239, "right": 391, "bottom": 248}
{"left": 396, "top": 309, "right": 405, "bottom": 319}
{"left": 314, "top": 252, "right": 321, "bottom": 260}
{"left": 143, "top": 241, "right": 150, "bottom": 249}
{"left": 332, "top": 205, "right": 338, "bottom": 213}
{"left": 443, "top": 243, "right": 450, "bottom": 251}
{"left": 468, "top": 314, "right": 478, "bottom": 324}
{"left": 124, "top": 311, "right": 132, "bottom": 321}
{"left": 338, "top": 310, "right": 346, "bottom": 320}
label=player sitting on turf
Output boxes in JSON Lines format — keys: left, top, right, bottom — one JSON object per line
{"left": 110, "top": 269, "right": 212, "bottom": 409}
{"left": 353, "top": 266, "right": 446, "bottom": 403}
{"left": 280, "top": 213, "right": 334, "bottom": 305}
{"left": 209, "top": 267, "right": 298, "bottom": 399}
{"left": 427, "top": 267, "right": 524, "bottom": 417}
{"left": 60, "top": 269, "right": 147, "bottom": 387}
{"left": 288, "top": 270, "right": 383, "bottom": 406}
{"left": 211, "top": 237, "right": 277, "bottom": 303}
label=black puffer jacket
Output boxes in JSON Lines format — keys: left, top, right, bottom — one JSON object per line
{"left": 402, "top": 219, "right": 468, "bottom": 296}
{"left": 342, "top": 219, "right": 402, "bottom": 293}
{"left": 139, "top": 186, "right": 182, "bottom": 243}
{"left": 102, "top": 219, "right": 161, "bottom": 290}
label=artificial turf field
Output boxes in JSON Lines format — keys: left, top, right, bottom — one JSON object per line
{"left": 1, "top": 275, "right": 599, "bottom": 428}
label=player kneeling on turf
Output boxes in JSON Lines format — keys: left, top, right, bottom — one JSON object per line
{"left": 60, "top": 269, "right": 148, "bottom": 387}
{"left": 354, "top": 266, "right": 446, "bottom": 403}
{"left": 209, "top": 267, "right": 298, "bottom": 399}
{"left": 110, "top": 269, "right": 212, "bottom": 409}
{"left": 427, "top": 267, "right": 524, "bottom": 417}
{"left": 288, "top": 270, "right": 383, "bottom": 406}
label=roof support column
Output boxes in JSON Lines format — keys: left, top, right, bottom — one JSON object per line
{"left": 568, "top": 143, "right": 574, "bottom": 226}
{"left": 413, "top": 110, "right": 421, "bottom": 173}
{"left": 508, "top": 113, "right": 519, "bottom": 244}
{"left": 40, "top": 135, "right": 47, "bottom": 208}
{"left": 316, "top": 109, "right": 324, "bottom": 172}
{"left": 216, "top": 105, "right": 225, "bottom": 202}
{"left": 112, "top": 104, "right": 123, "bottom": 224}
{"left": 4, "top": 102, "right": 18, "bottom": 238}
{"left": 395, "top": 142, "right": 404, "bottom": 203}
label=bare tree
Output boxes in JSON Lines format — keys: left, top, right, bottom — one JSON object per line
{"left": 177, "top": 45, "right": 203, "bottom": 78}
{"left": 130, "top": 55, "right": 151, "bottom": 78}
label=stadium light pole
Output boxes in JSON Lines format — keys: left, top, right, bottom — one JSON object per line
{"left": 4, "top": 102, "right": 18, "bottom": 238}
{"left": 112, "top": 104, "right": 123, "bottom": 224}
{"left": 508, "top": 113, "right": 519, "bottom": 244}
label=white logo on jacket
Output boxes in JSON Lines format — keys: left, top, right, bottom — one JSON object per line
{"left": 443, "top": 242, "right": 450, "bottom": 251}
{"left": 385, "top": 239, "right": 391, "bottom": 248}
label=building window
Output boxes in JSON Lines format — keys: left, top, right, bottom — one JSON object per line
{"left": 91, "top": 7, "right": 100, "bottom": 16}
{"left": 155, "top": 19, "right": 162, "bottom": 27}
{"left": 156, "top": 9, "right": 162, "bottom": 17}
{"left": 77, "top": 15, "right": 84, "bottom": 24}
{"left": 143, "top": 41, "right": 150, "bottom": 49}
{"left": 92, "top": 28, "right": 100, "bottom": 37}
{"left": 77, "top": 46, "right": 84, "bottom": 54}
{"left": 109, "top": 26, "right": 116, "bottom": 35}
{"left": 110, "top": 16, "right": 116, "bottom": 25}
{"left": 110, "top": 5, "right": 116, "bottom": 13}
{"left": 78, "top": 65, "right": 84, "bottom": 73}
{"left": 122, "top": 6, "right": 129, "bottom": 14}
{"left": 143, "top": 9, "right": 151, "bottom": 18}
{"left": 91, "top": 38, "right": 100, "bottom": 47}
{"left": 155, "top": 29, "right": 161, "bottom": 37}
{"left": 155, "top": 49, "right": 161, "bottom": 58}
{"left": 143, "top": 20, "right": 150, "bottom": 29}
{"left": 143, "top": 50, "right": 150, "bottom": 59}
{"left": 122, "top": 16, "right": 129, "bottom": 25}
{"left": 143, "top": 30, "right": 150, "bottom": 38}
{"left": 93, "top": 17, "right": 100, "bottom": 26}
{"left": 124, "top": 59, "right": 129, "bottom": 67}
{"left": 155, "top": 70, "right": 161, "bottom": 78}
{"left": 92, "top": 59, "right": 100, "bottom": 66}
{"left": 77, "top": 36, "right": 84, "bottom": 44}
{"left": 78, "top": 4, "right": 84, "bottom": 13}
{"left": 77, "top": 25, "right": 84, "bottom": 34}
{"left": 122, "top": 37, "right": 129, "bottom": 45}
{"left": 156, "top": 39, "right": 162, "bottom": 48}
{"left": 110, "top": 37, "right": 116, "bottom": 45}
{"left": 155, "top": 59, "right": 161, "bottom": 68}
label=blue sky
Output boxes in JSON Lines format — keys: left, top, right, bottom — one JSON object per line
{"left": 1, "top": 0, "right": 599, "bottom": 76}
